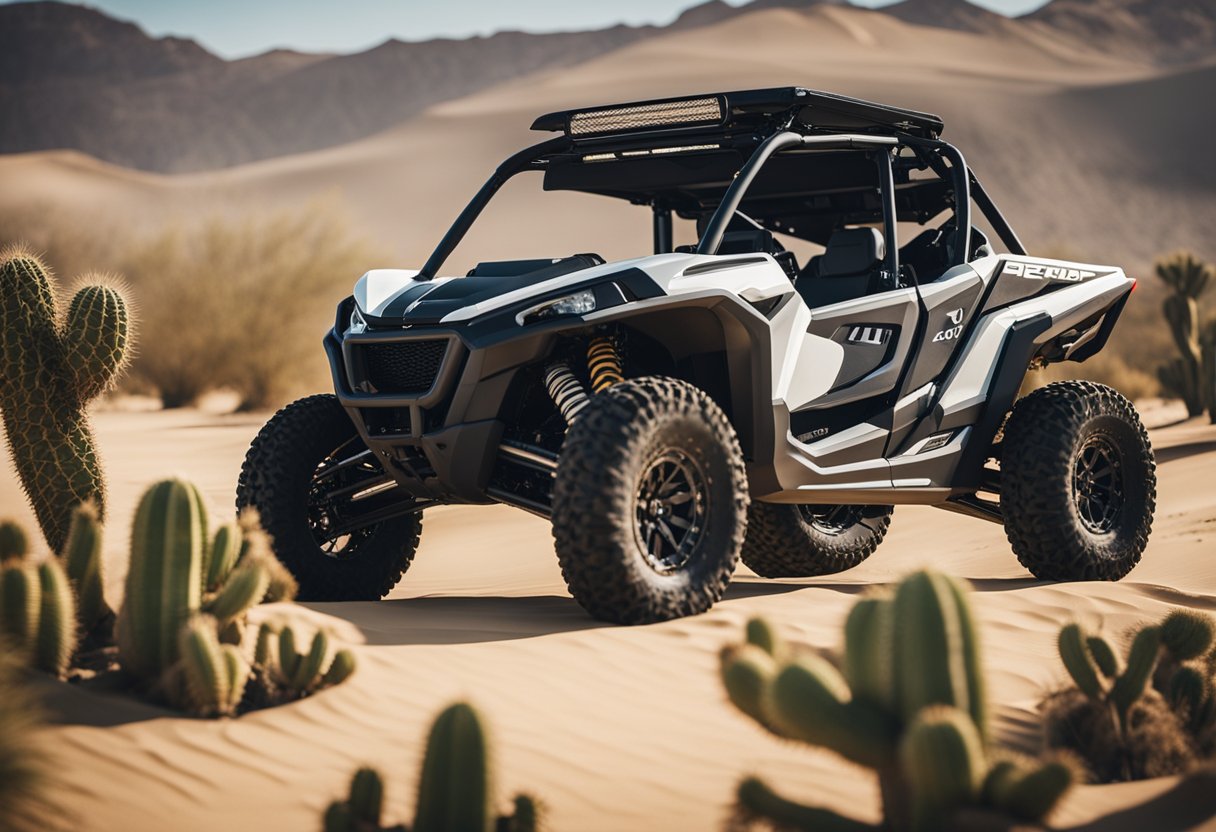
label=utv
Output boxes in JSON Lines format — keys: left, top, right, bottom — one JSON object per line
{"left": 238, "top": 88, "right": 1155, "bottom": 624}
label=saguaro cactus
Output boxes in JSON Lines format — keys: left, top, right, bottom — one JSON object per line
{"left": 324, "top": 702, "right": 540, "bottom": 832}
{"left": 1155, "top": 251, "right": 1213, "bottom": 417}
{"left": 721, "top": 570, "right": 1074, "bottom": 832}
{"left": 0, "top": 248, "right": 132, "bottom": 552}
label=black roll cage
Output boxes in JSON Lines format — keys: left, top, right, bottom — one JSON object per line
{"left": 416, "top": 128, "right": 1025, "bottom": 281}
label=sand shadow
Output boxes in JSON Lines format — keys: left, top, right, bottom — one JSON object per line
{"left": 33, "top": 675, "right": 178, "bottom": 728}
{"left": 1154, "top": 438, "right": 1216, "bottom": 464}
{"left": 727, "top": 575, "right": 1043, "bottom": 596}
{"left": 303, "top": 595, "right": 612, "bottom": 646}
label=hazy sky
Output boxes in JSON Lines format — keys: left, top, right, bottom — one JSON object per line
{"left": 12, "top": 0, "right": 1052, "bottom": 58}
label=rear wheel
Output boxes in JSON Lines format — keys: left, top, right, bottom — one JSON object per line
{"left": 740, "top": 503, "right": 892, "bottom": 578}
{"left": 551, "top": 377, "right": 748, "bottom": 624}
{"left": 1000, "top": 381, "right": 1154, "bottom": 581}
{"left": 236, "top": 394, "right": 422, "bottom": 601}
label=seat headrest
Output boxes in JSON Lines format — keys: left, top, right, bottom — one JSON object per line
{"left": 820, "top": 228, "right": 885, "bottom": 278}
{"left": 718, "top": 229, "right": 776, "bottom": 256}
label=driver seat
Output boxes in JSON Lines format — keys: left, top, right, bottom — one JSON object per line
{"left": 797, "top": 228, "right": 885, "bottom": 308}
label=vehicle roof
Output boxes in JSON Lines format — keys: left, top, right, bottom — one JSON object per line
{"left": 531, "top": 87, "right": 944, "bottom": 143}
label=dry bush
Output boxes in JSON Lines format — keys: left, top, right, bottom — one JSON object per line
{"left": 119, "top": 201, "right": 383, "bottom": 410}
{"left": 1021, "top": 351, "right": 1159, "bottom": 402}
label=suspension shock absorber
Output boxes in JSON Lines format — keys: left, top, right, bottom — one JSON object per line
{"left": 544, "top": 362, "right": 590, "bottom": 425}
{"left": 586, "top": 335, "right": 624, "bottom": 393}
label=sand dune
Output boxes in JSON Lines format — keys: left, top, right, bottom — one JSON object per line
{"left": 2, "top": 401, "right": 1213, "bottom": 831}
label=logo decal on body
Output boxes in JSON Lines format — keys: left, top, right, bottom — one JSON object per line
{"left": 933, "top": 308, "right": 965, "bottom": 342}
{"left": 1004, "top": 261, "right": 1101, "bottom": 282}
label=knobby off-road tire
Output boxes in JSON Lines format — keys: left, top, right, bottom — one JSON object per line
{"left": 236, "top": 394, "right": 422, "bottom": 601}
{"left": 740, "top": 503, "right": 893, "bottom": 578}
{"left": 551, "top": 377, "right": 749, "bottom": 624}
{"left": 1000, "top": 380, "right": 1154, "bottom": 581}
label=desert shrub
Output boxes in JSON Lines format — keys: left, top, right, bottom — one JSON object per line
{"left": 325, "top": 702, "right": 540, "bottom": 832}
{"left": 1021, "top": 351, "right": 1158, "bottom": 402}
{"left": 720, "top": 571, "right": 1076, "bottom": 832}
{"left": 119, "top": 200, "right": 382, "bottom": 410}
{"left": 1046, "top": 610, "right": 1216, "bottom": 781}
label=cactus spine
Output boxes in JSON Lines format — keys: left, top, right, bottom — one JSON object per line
{"left": 0, "top": 249, "right": 132, "bottom": 552}
{"left": 0, "top": 558, "right": 77, "bottom": 677}
{"left": 324, "top": 703, "right": 540, "bottom": 832}
{"left": 721, "top": 570, "right": 1073, "bottom": 831}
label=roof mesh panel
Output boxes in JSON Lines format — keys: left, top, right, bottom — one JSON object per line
{"left": 568, "top": 97, "right": 722, "bottom": 136}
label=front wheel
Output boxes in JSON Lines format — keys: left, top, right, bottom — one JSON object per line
{"left": 999, "top": 381, "right": 1155, "bottom": 581}
{"left": 741, "top": 503, "right": 892, "bottom": 578}
{"left": 236, "top": 394, "right": 422, "bottom": 601}
{"left": 551, "top": 377, "right": 749, "bottom": 624}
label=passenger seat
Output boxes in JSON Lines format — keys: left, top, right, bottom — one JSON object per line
{"left": 798, "top": 228, "right": 885, "bottom": 308}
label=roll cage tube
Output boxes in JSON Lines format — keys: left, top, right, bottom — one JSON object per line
{"left": 696, "top": 131, "right": 900, "bottom": 257}
{"left": 417, "top": 135, "right": 570, "bottom": 280}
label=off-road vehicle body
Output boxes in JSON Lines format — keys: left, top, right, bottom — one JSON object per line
{"left": 238, "top": 88, "right": 1155, "bottom": 624}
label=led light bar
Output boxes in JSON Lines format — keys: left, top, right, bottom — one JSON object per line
{"left": 581, "top": 143, "right": 720, "bottom": 164}
{"left": 568, "top": 96, "right": 723, "bottom": 137}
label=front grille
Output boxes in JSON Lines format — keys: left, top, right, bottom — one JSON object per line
{"left": 362, "top": 339, "right": 447, "bottom": 395}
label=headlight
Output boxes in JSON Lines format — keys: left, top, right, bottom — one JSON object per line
{"left": 349, "top": 305, "right": 368, "bottom": 334}
{"left": 517, "top": 289, "right": 597, "bottom": 325}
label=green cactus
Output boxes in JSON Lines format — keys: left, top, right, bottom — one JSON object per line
{"left": 0, "top": 520, "right": 28, "bottom": 563}
{"left": 1049, "top": 611, "right": 1216, "bottom": 779}
{"left": 1160, "top": 610, "right": 1215, "bottom": 662}
{"left": 0, "top": 559, "right": 77, "bottom": 677}
{"left": 176, "top": 615, "right": 249, "bottom": 717}
{"left": 766, "top": 655, "right": 898, "bottom": 770}
{"left": 0, "top": 564, "right": 40, "bottom": 647}
{"left": 1155, "top": 251, "right": 1213, "bottom": 418}
{"left": 0, "top": 249, "right": 132, "bottom": 553}
{"left": 257, "top": 622, "right": 356, "bottom": 700}
{"left": 893, "top": 571, "right": 987, "bottom": 739}
{"left": 34, "top": 561, "right": 76, "bottom": 677}
{"left": 413, "top": 702, "right": 494, "bottom": 832}
{"left": 117, "top": 479, "right": 207, "bottom": 679}
{"left": 323, "top": 801, "right": 356, "bottom": 832}
{"left": 720, "top": 644, "right": 779, "bottom": 729}
{"left": 349, "top": 767, "right": 384, "bottom": 825}
{"left": 321, "top": 648, "right": 357, "bottom": 688}
{"left": 117, "top": 478, "right": 277, "bottom": 688}
{"left": 1111, "top": 627, "right": 1161, "bottom": 720}
{"left": 60, "top": 501, "right": 112, "bottom": 636}
{"left": 720, "top": 570, "right": 1073, "bottom": 831}
{"left": 1087, "top": 635, "right": 1120, "bottom": 678}
{"left": 901, "top": 707, "right": 985, "bottom": 832}
{"left": 324, "top": 703, "right": 541, "bottom": 832}
{"left": 1059, "top": 623, "right": 1104, "bottom": 701}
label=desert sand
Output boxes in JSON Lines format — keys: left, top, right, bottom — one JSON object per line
{"left": 0, "top": 401, "right": 1212, "bottom": 831}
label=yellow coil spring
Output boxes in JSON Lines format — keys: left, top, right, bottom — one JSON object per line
{"left": 586, "top": 336, "right": 624, "bottom": 393}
